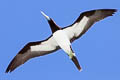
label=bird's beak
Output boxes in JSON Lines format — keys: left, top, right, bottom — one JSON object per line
{"left": 41, "top": 11, "right": 50, "bottom": 20}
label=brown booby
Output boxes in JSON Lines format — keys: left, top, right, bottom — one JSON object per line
{"left": 6, "top": 9, "right": 117, "bottom": 73}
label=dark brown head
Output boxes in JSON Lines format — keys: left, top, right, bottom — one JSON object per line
{"left": 41, "top": 11, "right": 61, "bottom": 33}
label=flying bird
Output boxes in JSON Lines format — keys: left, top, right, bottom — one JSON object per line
{"left": 6, "top": 9, "right": 117, "bottom": 73}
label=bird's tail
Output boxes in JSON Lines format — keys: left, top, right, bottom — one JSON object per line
{"left": 65, "top": 46, "right": 82, "bottom": 71}
{"left": 68, "top": 52, "right": 82, "bottom": 71}
{"left": 71, "top": 55, "right": 82, "bottom": 71}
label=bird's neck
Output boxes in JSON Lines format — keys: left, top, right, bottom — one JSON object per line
{"left": 48, "top": 19, "right": 61, "bottom": 33}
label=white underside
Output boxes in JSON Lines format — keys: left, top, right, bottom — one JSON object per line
{"left": 30, "top": 16, "right": 89, "bottom": 55}
{"left": 73, "top": 16, "right": 89, "bottom": 37}
{"left": 30, "top": 36, "right": 58, "bottom": 52}
{"left": 53, "top": 30, "right": 72, "bottom": 54}
{"left": 63, "top": 16, "right": 89, "bottom": 40}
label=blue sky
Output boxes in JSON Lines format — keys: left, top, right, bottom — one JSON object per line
{"left": 0, "top": 0, "right": 120, "bottom": 80}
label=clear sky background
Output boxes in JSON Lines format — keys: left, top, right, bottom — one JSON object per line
{"left": 0, "top": 0, "right": 120, "bottom": 80}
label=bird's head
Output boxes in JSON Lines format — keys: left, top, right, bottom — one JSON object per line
{"left": 41, "top": 11, "right": 51, "bottom": 21}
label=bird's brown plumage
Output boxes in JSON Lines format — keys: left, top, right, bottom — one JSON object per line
{"left": 6, "top": 9, "right": 117, "bottom": 73}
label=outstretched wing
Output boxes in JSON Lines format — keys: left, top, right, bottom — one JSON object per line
{"left": 63, "top": 9, "right": 117, "bottom": 42}
{"left": 6, "top": 36, "right": 60, "bottom": 73}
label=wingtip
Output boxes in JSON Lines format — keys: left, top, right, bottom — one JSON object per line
{"left": 5, "top": 64, "right": 10, "bottom": 73}
{"left": 5, "top": 65, "right": 13, "bottom": 73}
{"left": 112, "top": 9, "right": 117, "bottom": 13}
{"left": 5, "top": 70, "right": 11, "bottom": 73}
{"left": 5, "top": 69, "right": 10, "bottom": 73}
{"left": 112, "top": 9, "right": 117, "bottom": 12}
{"left": 5, "top": 55, "right": 18, "bottom": 73}
{"left": 5, "top": 70, "right": 8, "bottom": 73}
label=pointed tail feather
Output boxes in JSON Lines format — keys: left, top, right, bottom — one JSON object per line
{"left": 71, "top": 56, "right": 82, "bottom": 71}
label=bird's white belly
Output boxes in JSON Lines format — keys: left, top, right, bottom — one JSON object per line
{"left": 53, "top": 30, "right": 71, "bottom": 54}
